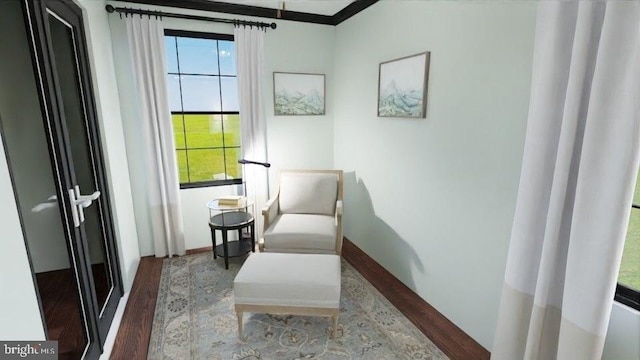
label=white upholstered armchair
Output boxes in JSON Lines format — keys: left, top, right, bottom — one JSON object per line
{"left": 260, "top": 169, "right": 344, "bottom": 255}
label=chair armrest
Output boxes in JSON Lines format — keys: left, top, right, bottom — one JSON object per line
{"left": 262, "top": 196, "right": 279, "bottom": 231}
{"left": 335, "top": 200, "right": 343, "bottom": 217}
{"left": 335, "top": 200, "right": 343, "bottom": 225}
{"left": 335, "top": 200, "right": 343, "bottom": 255}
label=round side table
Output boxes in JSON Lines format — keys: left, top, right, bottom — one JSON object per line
{"left": 207, "top": 199, "right": 255, "bottom": 269}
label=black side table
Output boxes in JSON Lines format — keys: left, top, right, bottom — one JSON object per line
{"left": 209, "top": 211, "right": 255, "bottom": 269}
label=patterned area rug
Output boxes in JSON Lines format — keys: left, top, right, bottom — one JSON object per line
{"left": 147, "top": 252, "right": 449, "bottom": 359}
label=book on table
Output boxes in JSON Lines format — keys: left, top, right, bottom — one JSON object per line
{"left": 218, "top": 195, "right": 244, "bottom": 206}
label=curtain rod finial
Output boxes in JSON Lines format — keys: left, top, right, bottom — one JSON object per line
{"left": 105, "top": 4, "right": 115, "bottom": 13}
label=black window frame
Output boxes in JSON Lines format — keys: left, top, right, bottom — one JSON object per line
{"left": 165, "top": 29, "right": 242, "bottom": 189}
{"left": 616, "top": 204, "right": 640, "bottom": 311}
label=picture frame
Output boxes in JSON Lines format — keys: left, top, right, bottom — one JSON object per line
{"left": 378, "top": 51, "right": 430, "bottom": 118}
{"left": 273, "top": 72, "right": 326, "bottom": 116}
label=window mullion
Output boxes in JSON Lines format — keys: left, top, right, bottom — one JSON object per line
{"left": 166, "top": 32, "right": 239, "bottom": 187}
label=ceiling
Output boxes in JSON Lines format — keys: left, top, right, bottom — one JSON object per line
{"left": 210, "top": 0, "right": 356, "bottom": 16}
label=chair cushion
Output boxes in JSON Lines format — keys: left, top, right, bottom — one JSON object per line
{"left": 264, "top": 214, "right": 336, "bottom": 252}
{"left": 279, "top": 172, "right": 338, "bottom": 215}
{"left": 234, "top": 253, "right": 341, "bottom": 308}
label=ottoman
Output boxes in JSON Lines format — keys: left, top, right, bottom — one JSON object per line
{"left": 233, "top": 253, "right": 341, "bottom": 338}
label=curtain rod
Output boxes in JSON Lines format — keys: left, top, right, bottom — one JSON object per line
{"left": 105, "top": 5, "right": 277, "bottom": 30}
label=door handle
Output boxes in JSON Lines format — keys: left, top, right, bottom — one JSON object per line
{"left": 69, "top": 186, "right": 101, "bottom": 228}
{"left": 77, "top": 188, "right": 101, "bottom": 208}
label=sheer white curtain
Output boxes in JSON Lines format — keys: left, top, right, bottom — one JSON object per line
{"left": 234, "top": 25, "right": 268, "bottom": 239}
{"left": 125, "top": 16, "right": 185, "bottom": 258}
{"left": 492, "top": 2, "right": 640, "bottom": 359}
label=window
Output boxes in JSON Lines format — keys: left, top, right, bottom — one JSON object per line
{"left": 617, "top": 171, "right": 640, "bottom": 310}
{"left": 164, "top": 30, "right": 241, "bottom": 188}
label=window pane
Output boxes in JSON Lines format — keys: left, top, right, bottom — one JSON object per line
{"left": 183, "top": 114, "right": 223, "bottom": 148}
{"left": 165, "top": 36, "right": 178, "bottom": 73}
{"left": 166, "top": 34, "right": 241, "bottom": 186}
{"left": 634, "top": 173, "right": 640, "bottom": 205}
{"left": 221, "top": 77, "right": 239, "bottom": 112}
{"left": 225, "top": 147, "right": 242, "bottom": 180}
{"left": 187, "top": 149, "right": 226, "bottom": 182}
{"left": 180, "top": 75, "right": 220, "bottom": 112}
{"left": 167, "top": 75, "right": 182, "bottom": 112}
{"left": 620, "top": 210, "right": 640, "bottom": 291}
{"left": 172, "top": 114, "right": 185, "bottom": 149}
{"left": 218, "top": 40, "right": 236, "bottom": 76}
{"left": 223, "top": 114, "right": 241, "bottom": 147}
{"left": 176, "top": 150, "right": 188, "bottom": 183}
{"left": 177, "top": 37, "right": 218, "bottom": 75}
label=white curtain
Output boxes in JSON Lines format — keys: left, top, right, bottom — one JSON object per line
{"left": 234, "top": 25, "right": 269, "bottom": 239}
{"left": 126, "top": 16, "right": 186, "bottom": 258}
{"left": 492, "top": 2, "right": 640, "bottom": 359}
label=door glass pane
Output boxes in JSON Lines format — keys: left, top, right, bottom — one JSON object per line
{"left": 0, "top": 2, "right": 88, "bottom": 357}
{"left": 48, "top": 12, "right": 114, "bottom": 314}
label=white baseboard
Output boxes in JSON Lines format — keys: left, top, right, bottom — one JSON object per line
{"left": 99, "top": 292, "right": 130, "bottom": 359}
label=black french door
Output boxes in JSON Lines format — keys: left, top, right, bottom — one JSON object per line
{"left": 21, "top": 0, "right": 122, "bottom": 357}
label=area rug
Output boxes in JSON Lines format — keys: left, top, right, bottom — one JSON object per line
{"left": 147, "top": 252, "right": 449, "bottom": 359}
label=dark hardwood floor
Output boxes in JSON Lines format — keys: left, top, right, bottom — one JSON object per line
{"left": 36, "top": 269, "right": 86, "bottom": 360}
{"left": 110, "top": 256, "right": 163, "bottom": 360}
{"left": 342, "top": 238, "right": 490, "bottom": 360}
{"left": 110, "top": 241, "right": 490, "bottom": 359}
{"left": 36, "top": 264, "right": 109, "bottom": 360}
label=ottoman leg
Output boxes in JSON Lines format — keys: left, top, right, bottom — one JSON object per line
{"left": 331, "top": 311, "right": 339, "bottom": 339}
{"left": 236, "top": 310, "right": 243, "bottom": 337}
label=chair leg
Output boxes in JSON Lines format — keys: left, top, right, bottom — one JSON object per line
{"left": 212, "top": 229, "right": 217, "bottom": 259}
{"left": 331, "top": 311, "right": 339, "bottom": 339}
{"left": 250, "top": 223, "right": 255, "bottom": 252}
{"left": 237, "top": 311, "right": 243, "bottom": 337}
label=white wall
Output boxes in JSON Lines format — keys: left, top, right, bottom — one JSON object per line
{"left": 333, "top": 0, "right": 536, "bottom": 349}
{"left": 333, "top": 1, "right": 640, "bottom": 357}
{"left": 263, "top": 20, "right": 335, "bottom": 180}
{"left": 603, "top": 303, "right": 640, "bottom": 360}
{"left": 0, "top": 4, "right": 47, "bottom": 331}
{"left": 0, "top": 134, "right": 46, "bottom": 341}
{"left": 108, "top": 1, "right": 335, "bottom": 254}
{"left": 79, "top": 0, "right": 141, "bottom": 291}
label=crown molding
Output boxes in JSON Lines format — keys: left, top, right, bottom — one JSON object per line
{"left": 333, "top": 0, "right": 378, "bottom": 25}
{"left": 112, "top": 0, "right": 379, "bottom": 26}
